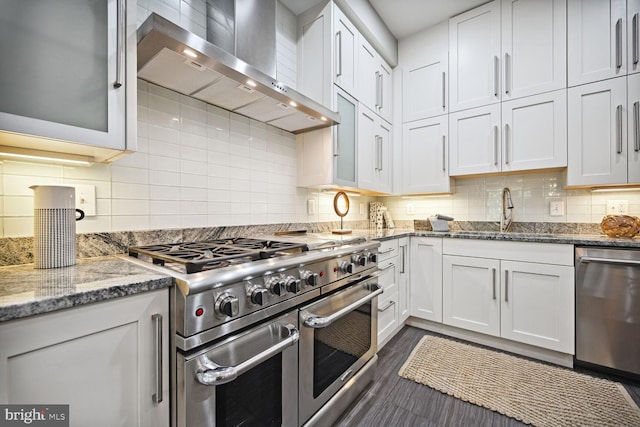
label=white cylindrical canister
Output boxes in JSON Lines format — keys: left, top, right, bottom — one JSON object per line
{"left": 30, "top": 185, "right": 80, "bottom": 269}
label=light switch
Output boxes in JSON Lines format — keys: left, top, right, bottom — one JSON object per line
{"left": 71, "top": 184, "right": 96, "bottom": 217}
{"left": 549, "top": 201, "right": 564, "bottom": 216}
{"left": 307, "top": 199, "right": 316, "bottom": 215}
{"left": 407, "top": 204, "right": 415, "bottom": 215}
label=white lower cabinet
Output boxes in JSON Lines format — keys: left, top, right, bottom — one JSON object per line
{"left": 409, "top": 237, "right": 443, "bottom": 323}
{"left": 442, "top": 239, "right": 575, "bottom": 354}
{"left": 0, "top": 290, "right": 170, "bottom": 427}
{"left": 377, "top": 238, "right": 403, "bottom": 347}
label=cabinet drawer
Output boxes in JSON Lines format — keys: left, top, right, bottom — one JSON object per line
{"left": 443, "top": 239, "right": 573, "bottom": 266}
{"left": 377, "top": 239, "right": 399, "bottom": 261}
{"left": 377, "top": 260, "right": 398, "bottom": 294}
{"left": 377, "top": 292, "right": 398, "bottom": 341}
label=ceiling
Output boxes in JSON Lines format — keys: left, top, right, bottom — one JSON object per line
{"left": 368, "top": 0, "right": 490, "bottom": 39}
{"left": 280, "top": 0, "right": 491, "bottom": 40}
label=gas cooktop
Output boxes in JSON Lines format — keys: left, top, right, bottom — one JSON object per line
{"left": 128, "top": 237, "right": 308, "bottom": 274}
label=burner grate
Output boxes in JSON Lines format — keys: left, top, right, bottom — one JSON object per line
{"left": 128, "top": 237, "right": 308, "bottom": 273}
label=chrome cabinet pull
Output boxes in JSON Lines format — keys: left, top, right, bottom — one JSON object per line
{"left": 378, "top": 72, "right": 384, "bottom": 110}
{"left": 336, "top": 31, "right": 343, "bottom": 77}
{"left": 378, "top": 300, "right": 396, "bottom": 312}
{"left": 504, "top": 270, "right": 509, "bottom": 302}
{"left": 504, "top": 52, "right": 510, "bottom": 94}
{"left": 152, "top": 314, "right": 163, "bottom": 403}
{"left": 334, "top": 126, "right": 340, "bottom": 157}
{"left": 196, "top": 323, "right": 299, "bottom": 385}
{"left": 634, "top": 13, "right": 639, "bottom": 65}
{"left": 442, "top": 135, "right": 447, "bottom": 171}
{"left": 504, "top": 123, "right": 510, "bottom": 164}
{"left": 379, "top": 135, "right": 383, "bottom": 171}
{"left": 114, "top": 0, "right": 125, "bottom": 88}
{"left": 375, "top": 71, "right": 381, "bottom": 108}
{"left": 617, "top": 105, "right": 623, "bottom": 154}
{"left": 635, "top": 101, "right": 640, "bottom": 152}
{"left": 379, "top": 263, "right": 395, "bottom": 271}
{"left": 400, "top": 246, "right": 406, "bottom": 274}
{"left": 616, "top": 18, "right": 622, "bottom": 69}
{"left": 493, "top": 126, "right": 499, "bottom": 166}
{"left": 378, "top": 247, "right": 395, "bottom": 255}
{"left": 304, "top": 285, "right": 383, "bottom": 328}
{"left": 494, "top": 56, "right": 499, "bottom": 97}
{"left": 442, "top": 71, "right": 446, "bottom": 109}
{"left": 492, "top": 268, "right": 496, "bottom": 300}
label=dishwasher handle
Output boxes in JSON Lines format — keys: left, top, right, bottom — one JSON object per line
{"left": 579, "top": 256, "right": 640, "bottom": 266}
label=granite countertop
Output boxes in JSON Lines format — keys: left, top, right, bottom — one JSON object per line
{"left": 0, "top": 256, "right": 173, "bottom": 322}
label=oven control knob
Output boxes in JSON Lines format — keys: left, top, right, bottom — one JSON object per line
{"left": 352, "top": 254, "right": 368, "bottom": 267}
{"left": 215, "top": 294, "right": 239, "bottom": 317}
{"left": 286, "top": 277, "right": 302, "bottom": 293}
{"left": 302, "top": 271, "right": 319, "bottom": 286}
{"left": 367, "top": 252, "right": 378, "bottom": 263}
{"left": 250, "top": 288, "right": 268, "bottom": 306}
{"left": 269, "top": 279, "right": 285, "bottom": 296}
{"left": 339, "top": 261, "right": 355, "bottom": 274}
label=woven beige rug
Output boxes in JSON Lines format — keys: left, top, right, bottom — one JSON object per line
{"left": 399, "top": 335, "right": 640, "bottom": 427}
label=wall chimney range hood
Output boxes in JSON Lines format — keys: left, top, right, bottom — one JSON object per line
{"left": 137, "top": 11, "right": 340, "bottom": 134}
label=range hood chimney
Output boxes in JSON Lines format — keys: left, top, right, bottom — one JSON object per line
{"left": 137, "top": 2, "right": 339, "bottom": 134}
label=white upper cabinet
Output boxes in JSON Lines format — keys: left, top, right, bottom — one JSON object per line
{"left": 568, "top": 0, "right": 627, "bottom": 86}
{"left": 298, "top": 1, "right": 333, "bottom": 108}
{"left": 449, "top": 104, "right": 502, "bottom": 175}
{"left": 501, "top": 90, "right": 567, "bottom": 172}
{"left": 358, "top": 104, "right": 392, "bottom": 193}
{"left": 567, "top": 77, "right": 628, "bottom": 186}
{"left": 449, "top": 1, "right": 502, "bottom": 112}
{"left": 334, "top": 5, "right": 358, "bottom": 96}
{"left": 629, "top": 73, "right": 640, "bottom": 182}
{"left": 402, "top": 116, "right": 452, "bottom": 194}
{"left": 399, "top": 22, "right": 448, "bottom": 122}
{"left": 0, "top": 0, "right": 136, "bottom": 162}
{"left": 357, "top": 37, "right": 393, "bottom": 123}
{"left": 501, "top": 0, "right": 567, "bottom": 100}
{"left": 630, "top": 0, "right": 640, "bottom": 74}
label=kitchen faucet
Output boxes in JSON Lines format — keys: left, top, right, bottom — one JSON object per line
{"left": 500, "top": 187, "right": 514, "bottom": 232}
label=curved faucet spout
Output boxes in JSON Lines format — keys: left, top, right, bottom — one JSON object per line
{"left": 501, "top": 187, "right": 514, "bottom": 232}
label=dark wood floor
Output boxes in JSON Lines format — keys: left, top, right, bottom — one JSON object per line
{"left": 334, "top": 326, "right": 640, "bottom": 427}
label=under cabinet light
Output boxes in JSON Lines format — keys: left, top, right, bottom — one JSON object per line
{"left": 183, "top": 49, "right": 197, "bottom": 58}
{"left": 591, "top": 187, "right": 640, "bottom": 193}
{"left": 0, "top": 146, "right": 94, "bottom": 166}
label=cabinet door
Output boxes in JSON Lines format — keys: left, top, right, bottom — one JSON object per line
{"left": 502, "top": 0, "right": 567, "bottom": 100}
{"left": 0, "top": 290, "right": 169, "bottom": 427}
{"left": 0, "top": 0, "right": 130, "bottom": 150}
{"left": 357, "top": 38, "right": 379, "bottom": 111}
{"left": 402, "top": 116, "right": 452, "bottom": 194}
{"left": 630, "top": 73, "right": 640, "bottom": 183}
{"left": 333, "top": 6, "right": 358, "bottom": 96}
{"left": 443, "top": 255, "right": 501, "bottom": 336}
{"left": 630, "top": 0, "right": 640, "bottom": 75}
{"left": 298, "top": 1, "right": 333, "bottom": 108}
{"left": 501, "top": 90, "right": 567, "bottom": 172}
{"left": 357, "top": 105, "right": 377, "bottom": 191}
{"left": 567, "top": 77, "right": 628, "bottom": 186}
{"left": 398, "top": 237, "right": 410, "bottom": 322}
{"left": 501, "top": 261, "right": 574, "bottom": 353}
{"left": 334, "top": 88, "right": 358, "bottom": 186}
{"left": 449, "top": 0, "right": 501, "bottom": 111}
{"left": 410, "top": 237, "right": 443, "bottom": 323}
{"left": 376, "top": 119, "right": 392, "bottom": 194}
{"left": 400, "top": 22, "right": 448, "bottom": 122}
{"left": 568, "top": 0, "right": 627, "bottom": 86}
{"left": 378, "top": 61, "right": 393, "bottom": 123}
{"left": 449, "top": 104, "right": 502, "bottom": 176}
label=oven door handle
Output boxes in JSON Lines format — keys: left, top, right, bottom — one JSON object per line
{"left": 195, "top": 323, "right": 299, "bottom": 386}
{"left": 303, "top": 284, "right": 383, "bottom": 329}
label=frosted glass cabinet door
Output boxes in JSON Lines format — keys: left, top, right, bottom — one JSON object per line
{"left": 0, "top": 0, "right": 127, "bottom": 149}
{"left": 334, "top": 88, "right": 358, "bottom": 187}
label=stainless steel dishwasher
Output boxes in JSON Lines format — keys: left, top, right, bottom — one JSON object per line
{"left": 575, "top": 247, "right": 640, "bottom": 377}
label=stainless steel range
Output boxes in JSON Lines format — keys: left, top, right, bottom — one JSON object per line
{"left": 127, "top": 236, "right": 381, "bottom": 427}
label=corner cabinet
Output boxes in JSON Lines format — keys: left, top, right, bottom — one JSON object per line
{"left": 442, "top": 239, "right": 574, "bottom": 354}
{"left": 0, "top": 290, "right": 170, "bottom": 427}
{"left": 0, "top": 0, "right": 136, "bottom": 162}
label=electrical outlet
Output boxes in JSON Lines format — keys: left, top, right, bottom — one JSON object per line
{"left": 71, "top": 184, "right": 96, "bottom": 217}
{"left": 549, "top": 201, "right": 565, "bottom": 216}
{"left": 406, "top": 204, "right": 415, "bottom": 215}
{"left": 307, "top": 199, "right": 316, "bottom": 215}
{"left": 359, "top": 203, "right": 365, "bottom": 215}
{"left": 607, "top": 200, "right": 629, "bottom": 214}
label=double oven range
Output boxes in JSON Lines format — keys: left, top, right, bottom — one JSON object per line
{"left": 127, "top": 236, "right": 381, "bottom": 426}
